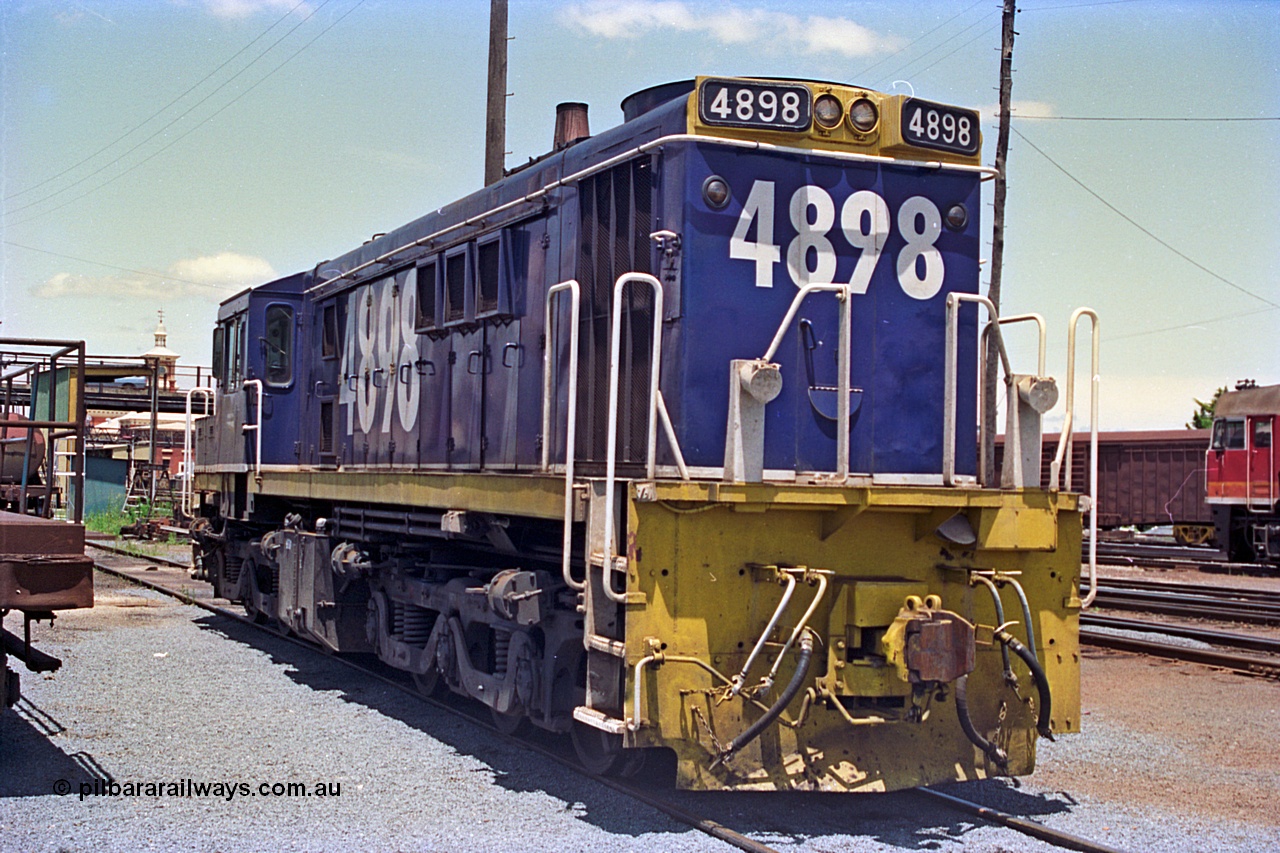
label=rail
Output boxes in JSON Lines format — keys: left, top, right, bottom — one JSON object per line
{"left": 541, "top": 280, "right": 583, "bottom": 591}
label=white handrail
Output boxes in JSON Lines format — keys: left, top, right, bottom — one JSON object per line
{"left": 1053, "top": 308, "right": 1100, "bottom": 608}
{"left": 243, "top": 380, "right": 263, "bottom": 478}
{"left": 183, "top": 387, "right": 215, "bottom": 516}
{"left": 761, "top": 283, "right": 856, "bottom": 478}
{"left": 944, "top": 294, "right": 1011, "bottom": 486}
{"left": 977, "top": 313, "right": 1045, "bottom": 482}
{"left": 541, "top": 280, "right": 582, "bottom": 591}
{"left": 601, "top": 273, "right": 664, "bottom": 604}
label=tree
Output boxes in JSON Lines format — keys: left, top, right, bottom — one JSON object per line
{"left": 1187, "top": 386, "right": 1227, "bottom": 429}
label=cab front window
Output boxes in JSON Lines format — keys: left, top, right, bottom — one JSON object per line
{"left": 1210, "top": 417, "right": 1245, "bottom": 450}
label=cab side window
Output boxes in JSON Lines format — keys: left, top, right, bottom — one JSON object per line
{"left": 263, "top": 304, "right": 294, "bottom": 387}
{"left": 1254, "top": 419, "right": 1272, "bottom": 449}
{"left": 212, "top": 327, "right": 226, "bottom": 386}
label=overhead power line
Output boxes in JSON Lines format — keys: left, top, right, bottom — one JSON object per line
{"left": 873, "top": 10, "right": 999, "bottom": 90}
{"left": 1105, "top": 307, "right": 1274, "bottom": 340}
{"left": 1011, "top": 126, "right": 1280, "bottom": 311}
{"left": 897, "top": 22, "right": 1001, "bottom": 83}
{"left": 1024, "top": 1, "right": 1151, "bottom": 10}
{"left": 1015, "top": 115, "right": 1279, "bottom": 122}
{"left": 855, "top": 0, "right": 988, "bottom": 81}
{"left": 2, "top": 0, "right": 310, "bottom": 204}
{"left": 4, "top": 240, "right": 235, "bottom": 289}
{"left": 5, "top": 0, "right": 335, "bottom": 220}
{"left": 7, "top": 0, "right": 367, "bottom": 228}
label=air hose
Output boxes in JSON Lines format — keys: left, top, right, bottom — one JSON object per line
{"left": 716, "top": 629, "right": 815, "bottom": 765}
{"left": 996, "top": 628, "right": 1055, "bottom": 741}
{"left": 955, "top": 629, "right": 1056, "bottom": 766}
{"left": 954, "top": 674, "right": 1008, "bottom": 768}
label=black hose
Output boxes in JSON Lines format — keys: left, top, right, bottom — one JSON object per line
{"left": 997, "top": 629, "right": 1055, "bottom": 741}
{"left": 954, "top": 674, "right": 1008, "bottom": 768}
{"left": 718, "top": 630, "right": 815, "bottom": 763}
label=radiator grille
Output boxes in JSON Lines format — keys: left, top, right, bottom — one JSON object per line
{"left": 576, "top": 158, "right": 655, "bottom": 466}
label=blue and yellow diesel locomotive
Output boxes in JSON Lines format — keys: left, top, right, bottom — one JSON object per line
{"left": 192, "top": 76, "right": 1093, "bottom": 791}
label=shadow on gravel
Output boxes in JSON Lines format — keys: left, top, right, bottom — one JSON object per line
{"left": 196, "top": 612, "right": 1080, "bottom": 849}
{"left": 647, "top": 781, "right": 1077, "bottom": 850}
{"left": 0, "top": 698, "right": 115, "bottom": 799}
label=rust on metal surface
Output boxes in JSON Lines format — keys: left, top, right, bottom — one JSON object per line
{"left": 903, "top": 612, "right": 976, "bottom": 684}
{"left": 0, "top": 510, "right": 93, "bottom": 610}
{"left": 0, "top": 510, "right": 85, "bottom": 555}
{"left": 0, "top": 556, "right": 93, "bottom": 610}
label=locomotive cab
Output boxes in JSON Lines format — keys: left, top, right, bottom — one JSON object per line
{"left": 1206, "top": 382, "right": 1280, "bottom": 563}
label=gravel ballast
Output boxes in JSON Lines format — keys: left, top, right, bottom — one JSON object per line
{"left": 3, "top": 568, "right": 1278, "bottom": 852}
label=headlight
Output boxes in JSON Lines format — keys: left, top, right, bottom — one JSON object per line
{"left": 848, "top": 98, "right": 878, "bottom": 132}
{"left": 813, "top": 94, "right": 843, "bottom": 129}
{"left": 702, "top": 176, "right": 731, "bottom": 209}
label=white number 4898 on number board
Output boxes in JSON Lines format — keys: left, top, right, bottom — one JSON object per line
{"left": 728, "top": 180, "right": 950, "bottom": 300}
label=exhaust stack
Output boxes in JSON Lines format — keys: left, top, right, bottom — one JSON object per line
{"left": 554, "top": 103, "right": 590, "bottom": 150}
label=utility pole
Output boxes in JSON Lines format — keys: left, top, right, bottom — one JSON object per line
{"left": 484, "top": 0, "right": 508, "bottom": 186}
{"left": 983, "top": 0, "right": 1017, "bottom": 484}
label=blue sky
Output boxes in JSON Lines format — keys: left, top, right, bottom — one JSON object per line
{"left": 2, "top": 0, "right": 1277, "bottom": 429}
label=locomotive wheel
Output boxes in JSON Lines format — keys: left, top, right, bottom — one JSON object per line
{"left": 242, "top": 557, "right": 269, "bottom": 625}
{"left": 242, "top": 592, "right": 266, "bottom": 624}
{"left": 570, "top": 722, "right": 646, "bottom": 777}
{"left": 490, "top": 706, "right": 526, "bottom": 736}
{"left": 412, "top": 666, "right": 442, "bottom": 698}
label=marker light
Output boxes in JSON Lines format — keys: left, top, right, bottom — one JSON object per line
{"left": 848, "top": 98, "right": 878, "bottom": 132}
{"left": 702, "top": 176, "right": 731, "bottom": 209}
{"left": 813, "top": 94, "right": 843, "bottom": 129}
{"left": 945, "top": 203, "right": 969, "bottom": 231}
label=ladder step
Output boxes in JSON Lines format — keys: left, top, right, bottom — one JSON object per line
{"left": 585, "top": 633, "right": 626, "bottom": 657}
{"left": 572, "top": 706, "right": 628, "bottom": 734}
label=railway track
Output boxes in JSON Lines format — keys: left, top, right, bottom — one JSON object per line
{"left": 1089, "top": 540, "right": 1272, "bottom": 574}
{"left": 1082, "top": 615, "right": 1280, "bottom": 680}
{"left": 1083, "top": 575, "right": 1280, "bottom": 679}
{"left": 1092, "top": 579, "right": 1280, "bottom": 627}
{"left": 85, "top": 542, "right": 1126, "bottom": 853}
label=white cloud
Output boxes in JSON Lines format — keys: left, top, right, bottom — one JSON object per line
{"left": 562, "top": 2, "right": 903, "bottom": 58}
{"left": 200, "top": 0, "right": 310, "bottom": 20}
{"left": 33, "top": 252, "right": 276, "bottom": 300}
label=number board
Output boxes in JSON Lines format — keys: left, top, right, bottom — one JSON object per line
{"left": 900, "top": 99, "right": 980, "bottom": 156}
{"left": 698, "top": 79, "right": 812, "bottom": 132}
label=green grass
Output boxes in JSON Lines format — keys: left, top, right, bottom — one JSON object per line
{"left": 85, "top": 509, "right": 129, "bottom": 536}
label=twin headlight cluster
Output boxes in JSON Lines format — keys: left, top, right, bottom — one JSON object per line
{"left": 814, "top": 94, "right": 879, "bottom": 133}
